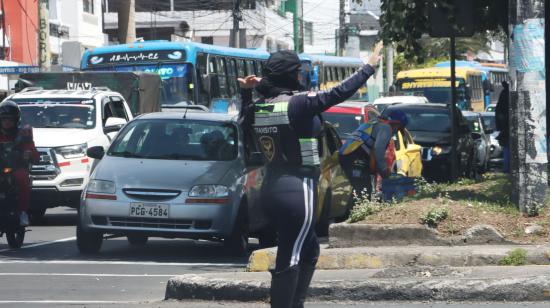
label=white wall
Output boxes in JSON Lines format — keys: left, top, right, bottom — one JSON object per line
{"left": 49, "top": 0, "right": 104, "bottom": 56}
{"left": 303, "top": 0, "right": 338, "bottom": 55}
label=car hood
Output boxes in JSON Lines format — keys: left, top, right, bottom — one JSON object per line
{"left": 32, "top": 128, "right": 98, "bottom": 148}
{"left": 408, "top": 130, "right": 451, "bottom": 147}
{"left": 93, "top": 156, "right": 237, "bottom": 191}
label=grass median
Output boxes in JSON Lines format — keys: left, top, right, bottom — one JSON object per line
{"left": 348, "top": 173, "right": 549, "bottom": 244}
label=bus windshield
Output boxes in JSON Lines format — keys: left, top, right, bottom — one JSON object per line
{"left": 396, "top": 78, "right": 467, "bottom": 107}
{"left": 92, "top": 63, "right": 194, "bottom": 107}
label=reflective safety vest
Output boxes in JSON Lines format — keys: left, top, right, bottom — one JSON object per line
{"left": 252, "top": 94, "right": 321, "bottom": 166}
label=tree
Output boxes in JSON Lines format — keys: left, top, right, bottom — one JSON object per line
{"left": 377, "top": 0, "right": 507, "bottom": 60}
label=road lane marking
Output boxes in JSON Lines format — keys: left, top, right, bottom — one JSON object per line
{"left": 0, "top": 260, "right": 245, "bottom": 267}
{"left": 0, "top": 273, "right": 174, "bottom": 277}
{"left": 0, "top": 236, "right": 76, "bottom": 253}
{"left": 0, "top": 300, "right": 141, "bottom": 304}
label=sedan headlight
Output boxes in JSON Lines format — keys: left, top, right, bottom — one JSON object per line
{"left": 55, "top": 144, "right": 87, "bottom": 159}
{"left": 431, "top": 146, "right": 451, "bottom": 156}
{"left": 87, "top": 179, "right": 116, "bottom": 194}
{"left": 188, "top": 185, "right": 229, "bottom": 198}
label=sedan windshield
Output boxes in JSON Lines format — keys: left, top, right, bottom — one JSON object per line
{"left": 393, "top": 108, "right": 451, "bottom": 133}
{"left": 109, "top": 119, "right": 237, "bottom": 161}
{"left": 13, "top": 98, "right": 96, "bottom": 129}
{"left": 323, "top": 113, "right": 364, "bottom": 136}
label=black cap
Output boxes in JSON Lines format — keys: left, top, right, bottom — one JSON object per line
{"left": 264, "top": 50, "right": 301, "bottom": 79}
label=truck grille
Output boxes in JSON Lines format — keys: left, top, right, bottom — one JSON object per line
{"left": 122, "top": 189, "right": 181, "bottom": 201}
{"left": 31, "top": 148, "right": 59, "bottom": 181}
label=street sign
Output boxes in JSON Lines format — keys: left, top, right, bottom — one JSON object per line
{"left": 428, "top": 0, "right": 475, "bottom": 38}
{"left": 0, "top": 66, "right": 40, "bottom": 74}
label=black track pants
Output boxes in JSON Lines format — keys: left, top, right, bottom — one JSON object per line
{"left": 263, "top": 172, "right": 320, "bottom": 271}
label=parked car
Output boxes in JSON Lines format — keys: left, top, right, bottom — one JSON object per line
{"left": 371, "top": 95, "right": 429, "bottom": 113}
{"left": 78, "top": 111, "right": 352, "bottom": 254}
{"left": 324, "top": 102, "right": 423, "bottom": 178}
{"left": 383, "top": 104, "right": 476, "bottom": 182}
{"left": 463, "top": 111, "right": 492, "bottom": 173}
{"left": 6, "top": 89, "right": 132, "bottom": 223}
{"left": 479, "top": 112, "right": 503, "bottom": 164}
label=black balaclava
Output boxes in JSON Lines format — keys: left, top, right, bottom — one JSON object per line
{"left": 256, "top": 50, "right": 302, "bottom": 99}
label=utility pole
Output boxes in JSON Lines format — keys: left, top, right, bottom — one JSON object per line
{"left": 230, "top": 0, "right": 242, "bottom": 48}
{"left": 1, "top": 0, "right": 5, "bottom": 60}
{"left": 38, "top": 0, "right": 51, "bottom": 70}
{"left": 338, "top": 0, "right": 345, "bottom": 56}
{"left": 118, "top": 0, "right": 136, "bottom": 43}
{"left": 294, "top": 0, "right": 304, "bottom": 53}
{"left": 508, "top": 0, "right": 547, "bottom": 215}
{"left": 385, "top": 45, "right": 394, "bottom": 92}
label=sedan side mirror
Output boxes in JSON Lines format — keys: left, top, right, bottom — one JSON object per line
{"left": 87, "top": 146, "right": 105, "bottom": 160}
{"left": 104, "top": 117, "right": 127, "bottom": 134}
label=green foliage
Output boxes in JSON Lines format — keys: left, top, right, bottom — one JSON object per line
{"left": 420, "top": 208, "right": 449, "bottom": 228}
{"left": 377, "top": 0, "right": 508, "bottom": 61}
{"left": 348, "top": 190, "right": 393, "bottom": 223}
{"left": 498, "top": 248, "right": 528, "bottom": 266}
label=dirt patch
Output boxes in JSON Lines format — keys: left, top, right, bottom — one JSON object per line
{"left": 355, "top": 174, "right": 550, "bottom": 244}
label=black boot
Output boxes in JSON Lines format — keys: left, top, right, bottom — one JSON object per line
{"left": 292, "top": 262, "right": 316, "bottom": 308}
{"left": 270, "top": 265, "right": 300, "bottom": 308}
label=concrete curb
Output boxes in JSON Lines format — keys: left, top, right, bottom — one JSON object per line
{"left": 165, "top": 267, "right": 550, "bottom": 302}
{"left": 247, "top": 245, "right": 550, "bottom": 272}
{"left": 328, "top": 223, "right": 513, "bottom": 248}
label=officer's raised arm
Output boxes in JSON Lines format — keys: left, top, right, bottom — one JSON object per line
{"left": 292, "top": 42, "right": 384, "bottom": 117}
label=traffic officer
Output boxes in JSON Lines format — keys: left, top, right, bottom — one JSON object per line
{"left": 338, "top": 110, "right": 409, "bottom": 199}
{"left": 238, "top": 42, "right": 384, "bottom": 308}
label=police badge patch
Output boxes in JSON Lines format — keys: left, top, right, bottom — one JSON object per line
{"left": 259, "top": 136, "right": 276, "bottom": 161}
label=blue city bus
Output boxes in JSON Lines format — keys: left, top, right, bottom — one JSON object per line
{"left": 306, "top": 54, "right": 367, "bottom": 100}
{"left": 435, "top": 61, "right": 508, "bottom": 108}
{"left": 81, "top": 41, "right": 317, "bottom": 113}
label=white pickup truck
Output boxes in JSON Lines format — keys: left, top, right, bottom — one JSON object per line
{"left": 6, "top": 89, "right": 133, "bottom": 222}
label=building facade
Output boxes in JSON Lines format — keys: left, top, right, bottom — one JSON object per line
{"left": 103, "top": 0, "right": 294, "bottom": 51}
{"left": 303, "top": 0, "right": 338, "bottom": 55}
{"left": 48, "top": 0, "right": 105, "bottom": 68}
{"left": 2, "top": 0, "right": 39, "bottom": 66}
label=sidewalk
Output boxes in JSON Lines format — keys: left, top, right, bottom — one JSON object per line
{"left": 165, "top": 265, "right": 550, "bottom": 302}
{"left": 247, "top": 244, "right": 550, "bottom": 271}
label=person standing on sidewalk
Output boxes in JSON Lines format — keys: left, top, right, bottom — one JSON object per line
{"left": 238, "top": 43, "right": 384, "bottom": 308}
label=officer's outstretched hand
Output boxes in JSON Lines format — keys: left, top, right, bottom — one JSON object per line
{"left": 238, "top": 75, "right": 261, "bottom": 89}
{"left": 366, "top": 41, "right": 384, "bottom": 68}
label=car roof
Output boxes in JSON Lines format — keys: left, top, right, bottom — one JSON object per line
{"left": 333, "top": 100, "right": 371, "bottom": 108}
{"left": 9, "top": 89, "right": 119, "bottom": 100}
{"left": 384, "top": 103, "right": 450, "bottom": 110}
{"left": 373, "top": 96, "right": 428, "bottom": 105}
{"left": 479, "top": 111, "right": 495, "bottom": 116}
{"left": 137, "top": 111, "right": 238, "bottom": 122}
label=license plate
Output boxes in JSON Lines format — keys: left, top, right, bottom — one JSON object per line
{"left": 129, "top": 203, "right": 169, "bottom": 218}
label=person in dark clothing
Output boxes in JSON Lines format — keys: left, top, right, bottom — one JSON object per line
{"left": 238, "top": 42, "right": 383, "bottom": 308}
{"left": 338, "top": 110, "right": 408, "bottom": 199}
{"left": 495, "top": 81, "right": 509, "bottom": 173}
{"left": 0, "top": 100, "right": 40, "bottom": 226}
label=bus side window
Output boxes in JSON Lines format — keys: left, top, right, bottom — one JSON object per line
{"left": 339, "top": 67, "right": 346, "bottom": 81}
{"left": 246, "top": 60, "right": 255, "bottom": 77}
{"left": 259, "top": 61, "right": 266, "bottom": 77}
{"left": 238, "top": 59, "right": 246, "bottom": 77}
{"left": 217, "top": 57, "right": 229, "bottom": 98}
{"left": 208, "top": 56, "right": 221, "bottom": 98}
{"left": 227, "top": 58, "right": 238, "bottom": 98}
{"left": 196, "top": 53, "right": 209, "bottom": 105}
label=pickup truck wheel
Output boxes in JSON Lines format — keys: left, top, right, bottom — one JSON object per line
{"left": 29, "top": 209, "right": 46, "bottom": 225}
{"left": 76, "top": 224, "right": 103, "bottom": 254}
{"left": 127, "top": 235, "right": 148, "bottom": 246}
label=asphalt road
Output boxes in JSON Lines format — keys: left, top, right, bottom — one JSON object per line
{"left": 0, "top": 207, "right": 546, "bottom": 308}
